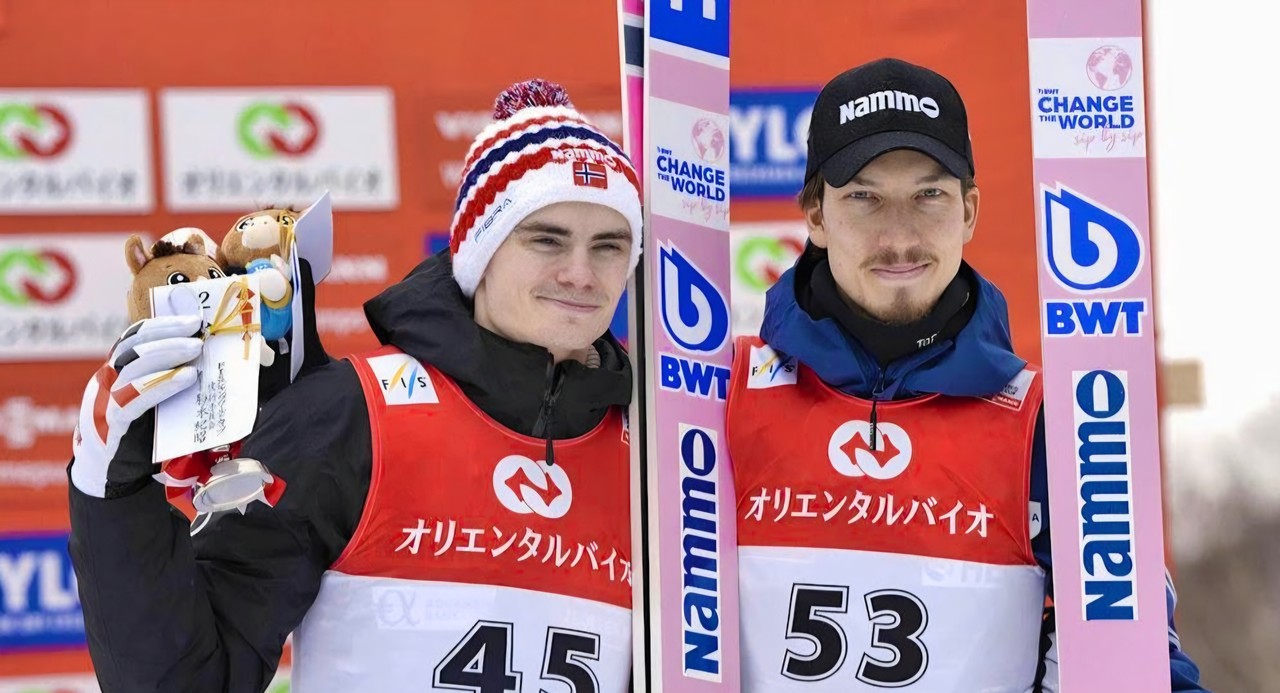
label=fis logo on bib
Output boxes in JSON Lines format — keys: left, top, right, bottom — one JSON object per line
{"left": 659, "top": 243, "right": 731, "bottom": 401}
{"left": 746, "top": 343, "right": 797, "bottom": 389}
{"left": 1041, "top": 185, "right": 1146, "bottom": 338}
{"left": 1073, "top": 369, "right": 1137, "bottom": 621}
{"left": 679, "top": 423, "right": 723, "bottom": 681}
{"left": 367, "top": 354, "right": 439, "bottom": 405}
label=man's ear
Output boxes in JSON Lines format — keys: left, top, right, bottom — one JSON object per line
{"left": 805, "top": 198, "right": 828, "bottom": 249}
{"left": 962, "top": 184, "right": 980, "bottom": 244}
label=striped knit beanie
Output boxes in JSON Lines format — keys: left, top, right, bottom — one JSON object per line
{"left": 449, "top": 79, "right": 643, "bottom": 297}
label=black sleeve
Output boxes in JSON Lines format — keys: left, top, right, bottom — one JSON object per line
{"left": 68, "top": 360, "right": 372, "bottom": 693}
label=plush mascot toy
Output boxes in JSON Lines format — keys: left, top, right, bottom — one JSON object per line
{"left": 126, "top": 198, "right": 332, "bottom": 515}
{"left": 124, "top": 228, "right": 225, "bottom": 323}
{"left": 218, "top": 207, "right": 296, "bottom": 349}
{"left": 125, "top": 227, "right": 286, "bottom": 513}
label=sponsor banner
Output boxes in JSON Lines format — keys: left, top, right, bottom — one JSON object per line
{"left": 728, "top": 221, "right": 807, "bottom": 336}
{"left": 0, "top": 533, "right": 83, "bottom": 653}
{"left": 428, "top": 94, "right": 623, "bottom": 212}
{"left": 325, "top": 254, "right": 389, "bottom": 285}
{"left": 0, "top": 90, "right": 154, "bottom": 214}
{"left": 728, "top": 89, "right": 817, "bottom": 199}
{"left": 160, "top": 88, "right": 399, "bottom": 211}
{"left": 0, "top": 360, "right": 98, "bottom": 534}
{"left": 0, "top": 233, "right": 137, "bottom": 362}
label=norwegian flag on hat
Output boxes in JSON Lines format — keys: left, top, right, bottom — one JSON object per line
{"left": 447, "top": 78, "right": 643, "bottom": 298}
{"left": 573, "top": 161, "right": 609, "bottom": 189}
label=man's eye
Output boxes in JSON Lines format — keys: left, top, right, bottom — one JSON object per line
{"left": 920, "top": 188, "right": 943, "bottom": 198}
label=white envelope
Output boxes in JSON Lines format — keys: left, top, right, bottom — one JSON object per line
{"left": 151, "top": 274, "right": 264, "bottom": 462}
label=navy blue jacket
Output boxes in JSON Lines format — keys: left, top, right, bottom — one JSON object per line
{"left": 759, "top": 261, "right": 1207, "bottom": 692}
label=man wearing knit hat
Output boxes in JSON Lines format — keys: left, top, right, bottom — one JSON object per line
{"left": 68, "top": 79, "right": 642, "bottom": 692}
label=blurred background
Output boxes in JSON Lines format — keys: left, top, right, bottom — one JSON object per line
{"left": 0, "top": 1, "right": 1273, "bottom": 690}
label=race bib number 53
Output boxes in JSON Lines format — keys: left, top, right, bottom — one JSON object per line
{"left": 782, "top": 584, "right": 929, "bottom": 687}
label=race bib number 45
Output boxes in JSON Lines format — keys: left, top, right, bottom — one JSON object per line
{"left": 434, "top": 621, "right": 608, "bottom": 693}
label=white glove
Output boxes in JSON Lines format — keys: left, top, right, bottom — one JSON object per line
{"left": 71, "top": 315, "right": 204, "bottom": 498}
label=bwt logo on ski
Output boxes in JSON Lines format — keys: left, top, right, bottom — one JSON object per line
{"left": 1041, "top": 185, "right": 1146, "bottom": 337}
{"left": 237, "top": 101, "right": 320, "bottom": 158}
{"left": 0, "top": 247, "right": 77, "bottom": 306}
{"left": 1073, "top": 369, "right": 1138, "bottom": 621}
{"left": 0, "top": 103, "right": 73, "bottom": 160}
{"left": 655, "top": 144, "right": 727, "bottom": 202}
{"left": 729, "top": 88, "right": 816, "bottom": 198}
{"left": 0, "top": 534, "right": 85, "bottom": 650}
{"left": 492, "top": 454, "right": 572, "bottom": 519}
{"left": 659, "top": 244, "right": 731, "bottom": 401}
{"left": 679, "top": 423, "right": 723, "bottom": 682}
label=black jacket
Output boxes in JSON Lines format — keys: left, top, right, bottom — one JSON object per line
{"left": 67, "top": 250, "right": 633, "bottom": 692}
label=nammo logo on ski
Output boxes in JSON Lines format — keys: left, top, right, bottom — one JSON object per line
{"left": 0, "top": 103, "right": 73, "bottom": 160}
{"left": 237, "top": 101, "right": 320, "bottom": 158}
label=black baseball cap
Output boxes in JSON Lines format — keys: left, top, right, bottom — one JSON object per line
{"left": 805, "top": 58, "right": 975, "bottom": 186}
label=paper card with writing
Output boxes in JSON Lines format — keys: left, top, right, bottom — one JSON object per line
{"left": 151, "top": 274, "right": 264, "bottom": 462}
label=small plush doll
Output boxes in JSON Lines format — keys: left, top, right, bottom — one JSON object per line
{"left": 125, "top": 228, "right": 226, "bottom": 323}
{"left": 218, "top": 208, "right": 296, "bottom": 347}
{"left": 124, "top": 227, "right": 286, "bottom": 513}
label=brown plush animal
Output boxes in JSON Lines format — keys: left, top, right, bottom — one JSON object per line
{"left": 218, "top": 208, "right": 296, "bottom": 343}
{"left": 218, "top": 207, "right": 295, "bottom": 271}
{"left": 125, "top": 229, "right": 225, "bottom": 324}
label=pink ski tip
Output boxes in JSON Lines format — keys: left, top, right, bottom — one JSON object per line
{"left": 492, "top": 78, "right": 574, "bottom": 120}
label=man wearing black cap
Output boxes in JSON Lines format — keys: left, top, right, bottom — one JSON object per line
{"left": 724, "top": 58, "right": 1206, "bottom": 691}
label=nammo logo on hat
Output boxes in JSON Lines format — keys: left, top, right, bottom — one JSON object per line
{"left": 805, "top": 57, "right": 975, "bottom": 187}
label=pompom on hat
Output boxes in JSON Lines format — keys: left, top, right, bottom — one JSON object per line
{"left": 449, "top": 79, "right": 643, "bottom": 297}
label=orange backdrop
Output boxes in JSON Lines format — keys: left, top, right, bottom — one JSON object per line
{"left": 0, "top": 0, "right": 1039, "bottom": 682}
